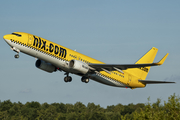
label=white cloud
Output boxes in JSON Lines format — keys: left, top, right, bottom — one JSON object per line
{"left": 19, "top": 88, "right": 32, "bottom": 93}
{"left": 164, "top": 75, "right": 180, "bottom": 82}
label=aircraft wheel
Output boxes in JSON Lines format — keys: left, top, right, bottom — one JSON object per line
{"left": 64, "top": 77, "right": 68, "bottom": 82}
{"left": 14, "top": 54, "right": 19, "bottom": 58}
{"left": 68, "top": 76, "right": 72, "bottom": 82}
{"left": 81, "top": 78, "right": 85, "bottom": 82}
{"left": 81, "top": 76, "right": 89, "bottom": 83}
{"left": 64, "top": 76, "right": 72, "bottom": 82}
{"left": 85, "top": 78, "right": 89, "bottom": 83}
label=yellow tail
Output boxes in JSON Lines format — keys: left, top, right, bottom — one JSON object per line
{"left": 126, "top": 47, "right": 158, "bottom": 80}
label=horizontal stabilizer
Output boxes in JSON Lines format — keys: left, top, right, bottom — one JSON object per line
{"left": 139, "top": 80, "right": 175, "bottom": 84}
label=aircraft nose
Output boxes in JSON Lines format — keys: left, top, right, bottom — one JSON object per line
{"left": 3, "top": 34, "right": 11, "bottom": 41}
{"left": 3, "top": 35, "right": 7, "bottom": 40}
{"left": 3, "top": 34, "right": 8, "bottom": 40}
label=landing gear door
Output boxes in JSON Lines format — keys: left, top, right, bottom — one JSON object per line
{"left": 28, "top": 34, "right": 33, "bottom": 46}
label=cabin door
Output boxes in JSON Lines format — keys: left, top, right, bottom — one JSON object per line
{"left": 28, "top": 35, "right": 33, "bottom": 46}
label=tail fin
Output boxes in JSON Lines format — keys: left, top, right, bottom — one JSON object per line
{"left": 126, "top": 47, "right": 158, "bottom": 80}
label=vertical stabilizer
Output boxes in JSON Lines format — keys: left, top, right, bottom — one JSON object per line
{"left": 126, "top": 47, "right": 158, "bottom": 80}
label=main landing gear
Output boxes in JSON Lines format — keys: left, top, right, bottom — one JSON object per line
{"left": 63, "top": 73, "right": 89, "bottom": 83}
{"left": 81, "top": 76, "right": 89, "bottom": 83}
{"left": 64, "top": 73, "right": 72, "bottom": 82}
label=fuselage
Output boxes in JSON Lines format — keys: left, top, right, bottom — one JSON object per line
{"left": 3, "top": 32, "right": 146, "bottom": 88}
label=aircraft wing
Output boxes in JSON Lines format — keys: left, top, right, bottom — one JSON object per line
{"left": 89, "top": 53, "right": 169, "bottom": 73}
{"left": 90, "top": 63, "right": 159, "bottom": 71}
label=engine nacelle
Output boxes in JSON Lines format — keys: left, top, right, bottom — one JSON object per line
{"left": 69, "top": 60, "right": 89, "bottom": 75}
{"left": 35, "top": 60, "right": 56, "bottom": 73}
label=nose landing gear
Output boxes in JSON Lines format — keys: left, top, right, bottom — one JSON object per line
{"left": 14, "top": 53, "right": 19, "bottom": 58}
{"left": 11, "top": 47, "right": 20, "bottom": 59}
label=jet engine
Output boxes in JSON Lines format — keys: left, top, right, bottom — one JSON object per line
{"left": 35, "top": 60, "right": 56, "bottom": 73}
{"left": 69, "top": 60, "right": 89, "bottom": 75}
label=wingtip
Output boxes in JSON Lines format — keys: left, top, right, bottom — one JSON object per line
{"left": 156, "top": 53, "right": 169, "bottom": 65}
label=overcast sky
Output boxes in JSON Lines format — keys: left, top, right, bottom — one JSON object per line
{"left": 0, "top": 0, "right": 180, "bottom": 107}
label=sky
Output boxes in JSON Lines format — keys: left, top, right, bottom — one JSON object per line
{"left": 0, "top": 0, "right": 180, "bottom": 107}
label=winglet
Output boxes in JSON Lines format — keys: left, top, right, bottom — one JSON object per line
{"left": 155, "top": 53, "right": 169, "bottom": 65}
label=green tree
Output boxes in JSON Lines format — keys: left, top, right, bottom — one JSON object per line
{"left": 164, "top": 93, "right": 180, "bottom": 119}
{"left": 74, "top": 102, "right": 86, "bottom": 113}
{"left": 0, "top": 110, "right": 10, "bottom": 120}
{"left": 65, "top": 103, "right": 74, "bottom": 113}
{"left": 37, "top": 105, "right": 57, "bottom": 120}
{"left": 1, "top": 93, "right": 180, "bottom": 120}
{"left": 66, "top": 112, "right": 78, "bottom": 120}
{"left": 9, "top": 102, "right": 21, "bottom": 117}
{"left": 0, "top": 100, "right": 13, "bottom": 112}
{"left": 133, "top": 94, "right": 180, "bottom": 120}
{"left": 20, "top": 101, "right": 40, "bottom": 119}
{"left": 88, "top": 111, "right": 107, "bottom": 120}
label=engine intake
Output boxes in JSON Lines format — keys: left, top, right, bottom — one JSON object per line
{"left": 35, "top": 60, "right": 56, "bottom": 73}
{"left": 69, "top": 60, "right": 89, "bottom": 75}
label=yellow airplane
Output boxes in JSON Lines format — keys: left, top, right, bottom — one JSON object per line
{"left": 3, "top": 32, "right": 175, "bottom": 89}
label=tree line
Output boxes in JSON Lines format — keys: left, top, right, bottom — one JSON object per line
{"left": 0, "top": 93, "right": 179, "bottom": 120}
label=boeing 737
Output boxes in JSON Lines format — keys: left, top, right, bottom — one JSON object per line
{"left": 3, "top": 32, "right": 175, "bottom": 89}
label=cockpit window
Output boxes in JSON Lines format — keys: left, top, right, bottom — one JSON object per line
{"left": 12, "top": 33, "right": 22, "bottom": 37}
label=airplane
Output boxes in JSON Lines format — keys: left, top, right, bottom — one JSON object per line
{"left": 3, "top": 32, "right": 175, "bottom": 89}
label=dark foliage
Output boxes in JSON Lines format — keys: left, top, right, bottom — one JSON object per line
{"left": 0, "top": 93, "right": 179, "bottom": 120}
